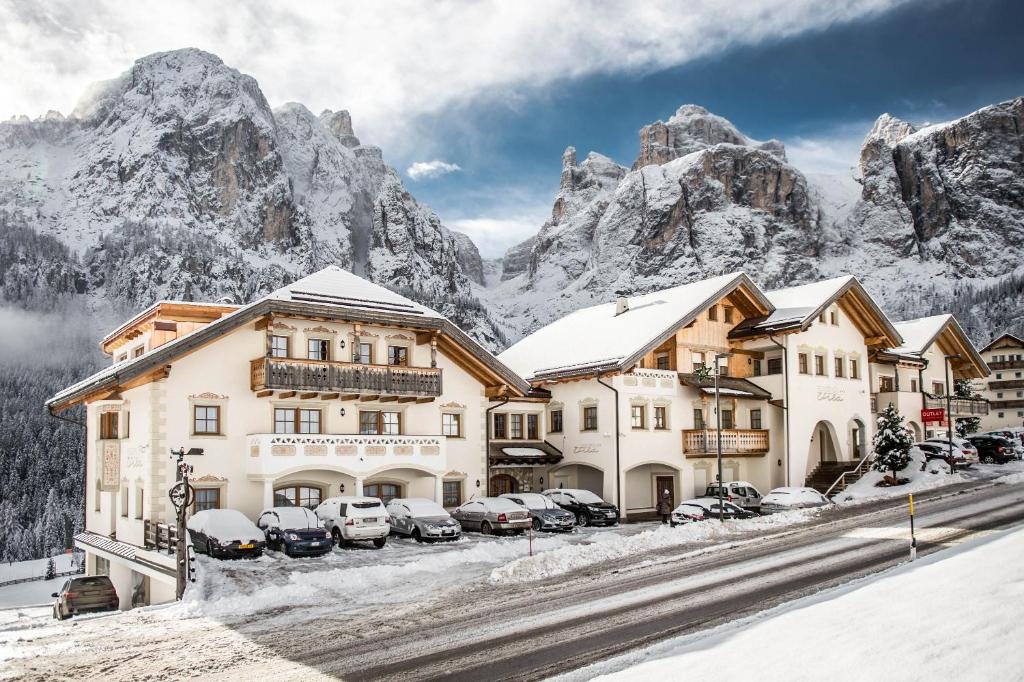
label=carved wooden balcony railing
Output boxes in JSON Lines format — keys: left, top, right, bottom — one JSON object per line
{"left": 681, "top": 428, "right": 769, "bottom": 455}
{"left": 250, "top": 357, "right": 442, "bottom": 397}
{"left": 923, "top": 393, "right": 989, "bottom": 416}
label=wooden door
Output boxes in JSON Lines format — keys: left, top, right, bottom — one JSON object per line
{"left": 490, "top": 474, "right": 517, "bottom": 496}
{"left": 655, "top": 476, "right": 675, "bottom": 509}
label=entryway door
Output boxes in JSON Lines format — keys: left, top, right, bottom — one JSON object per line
{"left": 655, "top": 476, "right": 675, "bottom": 509}
{"left": 490, "top": 474, "right": 518, "bottom": 496}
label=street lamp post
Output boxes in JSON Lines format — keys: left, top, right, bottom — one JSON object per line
{"left": 714, "top": 352, "right": 732, "bottom": 522}
{"left": 944, "top": 354, "right": 962, "bottom": 474}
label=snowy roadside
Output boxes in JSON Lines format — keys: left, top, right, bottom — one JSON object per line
{"left": 835, "top": 452, "right": 1024, "bottom": 503}
{"left": 558, "top": 524, "right": 1024, "bottom": 681}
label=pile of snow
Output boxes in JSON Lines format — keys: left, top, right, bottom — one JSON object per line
{"left": 186, "top": 510, "right": 262, "bottom": 543}
{"left": 397, "top": 498, "right": 449, "bottom": 517}
{"left": 761, "top": 487, "right": 829, "bottom": 506}
{"left": 995, "top": 471, "right": 1024, "bottom": 485}
{"left": 258, "top": 507, "right": 319, "bottom": 529}
{"left": 570, "top": 526, "right": 1024, "bottom": 682}
{"left": 836, "top": 450, "right": 967, "bottom": 502}
{"left": 489, "top": 511, "right": 817, "bottom": 584}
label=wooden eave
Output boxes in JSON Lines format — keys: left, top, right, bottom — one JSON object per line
{"left": 101, "top": 302, "right": 239, "bottom": 354}
{"left": 931, "top": 324, "right": 990, "bottom": 379}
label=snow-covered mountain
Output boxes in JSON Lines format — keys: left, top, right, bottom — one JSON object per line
{"left": 486, "top": 98, "right": 1024, "bottom": 344}
{"left": 0, "top": 48, "right": 497, "bottom": 345}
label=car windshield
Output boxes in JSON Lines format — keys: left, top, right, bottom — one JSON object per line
{"left": 573, "top": 491, "right": 604, "bottom": 504}
{"left": 71, "top": 577, "right": 112, "bottom": 588}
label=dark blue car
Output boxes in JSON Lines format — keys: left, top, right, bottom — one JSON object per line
{"left": 256, "top": 507, "right": 332, "bottom": 557}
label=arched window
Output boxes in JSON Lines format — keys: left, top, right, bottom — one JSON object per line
{"left": 363, "top": 483, "right": 402, "bottom": 504}
{"left": 274, "top": 485, "right": 323, "bottom": 509}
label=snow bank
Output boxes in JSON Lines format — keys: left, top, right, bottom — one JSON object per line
{"left": 570, "top": 526, "right": 1024, "bottom": 682}
{"left": 186, "top": 510, "right": 262, "bottom": 543}
{"left": 836, "top": 450, "right": 967, "bottom": 502}
{"left": 995, "top": 471, "right": 1024, "bottom": 485}
{"left": 761, "top": 487, "right": 828, "bottom": 506}
{"left": 489, "top": 511, "right": 816, "bottom": 584}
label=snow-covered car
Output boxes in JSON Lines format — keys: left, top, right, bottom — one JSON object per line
{"left": 451, "top": 497, "right": 531, "bottom": 535}
{"left": 966, "top": 435, "right": 1018, "bottom": 464}
{"left": 501, "top": 492, "right": 576, "bottom": 532}
{"left": 256, "top": 506, "right": 332, "bottom": 557}
{"left": 670, "top": 502, "right": 708, "bottom": 526}
{"left": 315, "top": 496, "right": 390, "bottom": 548}
{"left": 52, "top": 575, "right": 119, "bottom": 620}
{"left": 541, "top": 489, "right": 619, "bottom": 527}
{"left": 980, "top": 430, "right": 1024, "bottom": 459}
{"left": 187, "top": 509, "right": 265, "bottom": 559}
{"left": 759, "top": 487, "right": 832, "bottom": 514}
{"left": 914, "top": 442, "right": 977, "bottom": 468}
{"left": 703, "top": 481, "right": 763, "bottom": 511}
{"left": 677, "top": 497, "right": 757, "bottom": 520}
{"left": 924, "top": 436, "right": 978, "bottom": 459}
{"left": 386, "top": 498, "right": 461, "bottom": 542}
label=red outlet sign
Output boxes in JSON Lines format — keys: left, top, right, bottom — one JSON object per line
{"left": 921, "top": 408, "right": 946, "bottom": 423}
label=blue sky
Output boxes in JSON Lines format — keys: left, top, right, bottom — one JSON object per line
{"left": 3, "top": 0, "right": 1022, "bottom": 257}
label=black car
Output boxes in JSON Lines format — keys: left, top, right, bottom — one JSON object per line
{"left": 52, "top": 575, "right": 119, "bottom": 620}
{"left": 542, "top": 488, "right": 619, "bottom": 527}
{"left": 966, "top": 435, "right": 1017, "bottom": 464}
{"left": 187, "top": 509, "right": 266, "bottom": 559}
{"left": 501, "top": 493, "right": 576, "bottom": 532}
{"left": 685, "top": 497, "right": 759, "bottom": 520}
{"left": 256, "top": 507, "right": 332, "bottom": 557}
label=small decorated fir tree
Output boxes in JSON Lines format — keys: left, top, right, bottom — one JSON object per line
{"left": 872, "top": 403, "right": 914, "bottom": 481}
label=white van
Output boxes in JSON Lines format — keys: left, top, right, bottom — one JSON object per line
{"left": 315, "top": 496, "right": 390, "bottom": 548}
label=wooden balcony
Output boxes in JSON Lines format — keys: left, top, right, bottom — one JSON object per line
{"left": 681, "top": 429, "right": 769, "bottom": 457}
{"left": 923, "top": 393, "right": 989, "bottom": 416}
{"left": 143, "top": 520, "right": 178, "bottom": 555}
{"left": 987, "top": 359, "right": 1024, "bottom": 370}
{"left": 250, "top": 357, "right": 442, "bottom": 397}
{"left": 987, "top": 379, "right": 1024, "bottom": 390}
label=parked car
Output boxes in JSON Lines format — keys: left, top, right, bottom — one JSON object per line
{"left": 52, "top": 575, "right": 119, "bottom": 620}
{"left": 966, "top": 435, "right": 1018, "bottom": 464}
{"left": 256, "top": 506, "right": 332, "bottom": 557}
{"left": 386, "top": 498, "right": 461, "bottom": 542}
{"left": 542, "top": 488, "right": 619, "bottom": 527}
{"left": 670, "top": 502, "right": 708, "bottom": 526}
{"left": 677, "top": 497, "right": 757, "bottom": 520}
{"left": 703, "top": 481, "right": 763, "bottom": 511}
{"left": 759, "top": 487, "right": 832, "bottom": 514}
{"left": 914, "top": 441, "right": 977, "bottom": 468}
{"left": 981, "top": 430, "right": 1024, "bottom": 459}
{"left": 451, "top": 497, "right": 531, "bottom": 535}
{"left": 315, "top": 496, "right": 390, "bottom": 548}
{"left": 501, "top": 492, "right": 576, "bottom": 532}
{"left": 187, "top": 509, "right": 265, "bottom": 559}
{"left": 924, "top": 436, "right": 979, "bottom": 460}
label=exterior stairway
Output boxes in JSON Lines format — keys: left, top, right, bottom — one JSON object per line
{"left": 805, "top": 459, "right": 864, "bottom": 497}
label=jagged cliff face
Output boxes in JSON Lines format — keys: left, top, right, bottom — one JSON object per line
{"left": 0, "top": 48, "right": 501, "bottom": 347}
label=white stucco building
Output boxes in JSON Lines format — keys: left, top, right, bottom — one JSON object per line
{"left": 976, "top": 333, "right": 1024, "bottom": 431}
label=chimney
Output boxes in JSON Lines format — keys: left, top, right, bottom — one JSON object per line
{"left": 615, "top": 296, "right": 629, "bottom": 316}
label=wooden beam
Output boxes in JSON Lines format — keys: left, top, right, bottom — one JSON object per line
{"left": 255, "top": 390, "right": 273, "bottom": 398}
{"left": 299, "top": 392, "right": 318, "bottom": 400}
{"left": 254, "top": 316, "right": 271, "bottom": 331}
{"left": 415, "top": 397, "right": 435, "bottom": 404}
{"left": 379, "top": 396, "right": 399, "bottom": 402}
{"left": 321, "top": 393, "right": 340, "bottom": 400}
{"left": 341, "top": 394, "right": 360, "bottom": 401}
{"left": 278, "top": 391, "right": 296, "bottom": 399}
{"left": 360, "top": 394, "right": 380, "bottom": 402}
{"left": 485, "top": 384, "right": 509, "bottom": 399}
{"left": 397, "top": 396, "right": 417, "bottom": 403}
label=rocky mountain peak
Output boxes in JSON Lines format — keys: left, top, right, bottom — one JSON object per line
{"left": 633, "top": 103, "right": 786, "bottom": 169}
{"left": 320, "top": 109, "right": 361, "bottom": 148}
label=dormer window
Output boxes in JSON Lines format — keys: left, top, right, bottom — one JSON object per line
{"left": 708, "top": 306, "right": 718, "bottom": 322}
{"left": 723, "top": 306, "right": 734, "bottom": 324}
{"left": 655, "top": 352, "right": 671, "bottom": 370}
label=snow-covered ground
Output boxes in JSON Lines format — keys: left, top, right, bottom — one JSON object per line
{"left": 562, "top": 524, "right": 1024, "bottom": 682}
{"left": 0, "top": 555, "right": 80, "bottom": 609}
{"left": 836, "top": 452, "right": 1024, "bottom": 502}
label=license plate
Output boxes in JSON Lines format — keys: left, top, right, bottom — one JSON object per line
{"left": 310, "top": 541, "right": 321, "bottom": 546}
{"left": 238, "top": 543, "right": 254, "bottom": 549}
{"left": 363, "top": 518, "right": 377, "bottom": 524}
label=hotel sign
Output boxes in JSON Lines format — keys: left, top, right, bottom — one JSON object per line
{"left": 101, "top": 441, "right": 121, "bottom": 489}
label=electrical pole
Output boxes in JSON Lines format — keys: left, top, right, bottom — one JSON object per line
{"left": 168, "top": 447, "right": 202, "bottom": 600}
{"left": 945, "top": 355, "right": 961, "bottom": 475}
{"left": 714, "top": 352, "right": 732, "bottom": 523}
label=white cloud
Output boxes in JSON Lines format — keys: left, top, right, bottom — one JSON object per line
{"left": 406, "top": 160, "right": 462, "bottom": 181}
{"left": 449, "top": 216, "right": 547, "bottom": 259}
{"left": 0, "top": 0, "right": 915, "bottom": 154}
{"left": 783, "top": 121, "right": 873, "bottom": 175}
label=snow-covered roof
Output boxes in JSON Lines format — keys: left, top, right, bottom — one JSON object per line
{"left": 891, "top": 314, "right": 952, "bottom": 355}
{"left": 980, "top": 332, "right": 1024, "bottom": 354}
{"left": 499, "top": 272, "right": 769, "bottom": 380}
{"left": 259, "top": 267, "right": 441, "bottom": 317}
{"left": 762, "top": 275, "right": 855, "bottom": 327}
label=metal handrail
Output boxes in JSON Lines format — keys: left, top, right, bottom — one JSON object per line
{"left": 824, "top": 455, "right": 873, "bottom": 498}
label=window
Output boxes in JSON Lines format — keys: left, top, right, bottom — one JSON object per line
{"left": 998, "top": 411, "right": 1005, "bottom": 418}
{"left": 798, "top": 353, "right": 809, "bottom": 375}
{"left": 274, "top": 485, "right": 322, "bottom": 509}
{"left": 724, "top": 306, "right": 734, "bottom": 323}
{"left": 655, "top": 352, "right": 671, "bottom": 370}
{"left": 364, "top": 483, "right": 402, "bottom": 504}
{"left": 194, "top": 488, "right": 221, "bottom": 512}
{"left": 270, "top": 335, "right": 289, "bottom": 358}
{"left": 996, "top": 372, "right": 1003, "bottom": 379}
{"left": 94, "top": 480, "right": 101, "bottom": 512}
{"left": 121, "top": 487, "right": 128, "bottom": 517}
{"left": 814, "top": 354, "right": 825, "bottom": 376}
{"left": 879, "top": 376, "right": 895, "bottom": 392}
{"left": 583, "top": 406, "right": 598, "bottom": 431}
{"left": 932, "top": 382, "right": 945, "bottom": 396}
{"left": 116, "top": 353, "right": 127, "bottom": 363}
{"left": 753, "top": 359, "right": 762, "bottom": 376}
{"left": 509, "top": 414, "right": 524, "bottom": 439}
{"left": 708, "top": 306, "right": 718, "bottom": 321}
{"left": 274, "top": 408, "right": 322, "bottom": 434}
{"left": 550, "top": 409, "right": 563, "bottom": 433}
{"left": 834, "top": 357, "right": 844, "bottom": 378}
{"left": 387, "top": 345, "right": 408, "bottom": 366}
{"left": 818, "top": 312, "right": 826, "bottom": 323}
{"left": 694, "top": 408, "right": 705, "bottom": 429}
{"left": 133, "top": 346, "right": 144, "bottom": 358}
{"left": 654, "top": 406, "right": 668, "bottom": 430}
{"left": 441, "top": 413, "right": 462, "bottom": 437}
{"left": 910, "top": 378, "right": 918, "bottom": 392}
{"left": 193, "top": 405, "right": 220, "bottom": 435}
{"left": 998, "top": 392, "right": 1004, "bottom": 398}
{"left": 750, "top": 409, "right": 762, "bottom": 430}
{"left": 135, "top": 488, "right": 144, "bottom": 520}
{"left": 355, "top": 342, "right": 373, "bottom": 364}
{"left": 830, "top": 311, "right": 838, "bottom": 325}
{"left": 631, "top": 405, "right": 646, "bottom": 429}
{"left": 850, "top": 358, "right": 860, "bottom": 380}
{"left": 720, "top": 409, "right": 734, "bottom": 429}
{"left": 692, "top": 352, "right": 706, "bottom": 371}
{"left": 443, "top": 481, "right": 462, "bottom": 507}
{"left": 360, "top": 410, "right": 400, "bottom": 435}
{"left": 307, "top": 338, "right": 329, "bottom": 361}
{"left": 493, "top": 413, "right": 507, "bottom": 439}
{"left": 100, "top": 412, "right": 119, "bottom": 439}
{"left": 767, "top": 358, "right": 782, "bottom": 375}
{"left": 527, "top": 414, "right": 539, "bottom": 440}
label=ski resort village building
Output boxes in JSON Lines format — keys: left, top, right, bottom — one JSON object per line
{"left": 976, "top": 333, "right": 1024, "bottom": 431}
{"left": 46, "top": 267, "right": 540, "bottom": 606}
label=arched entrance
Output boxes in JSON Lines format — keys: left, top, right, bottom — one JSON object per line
{"left": 850, "top": 419, "right": 866, "bottom": 460}
{"left": 547, "top": 463, "right": 605, "bottom": 498}
{"left": 624, "top": 463, "right": 680, "bottom": 514}
{"left": 365, "top": 467, "right": 441, "bottom": 503}
{"left": 809, "top": 420, "right": 840, "bottom": 464}
{"left": 907, "top": 421, "right": 923, "bottom": 443}
{"left": 489, "top": 474, "right": 518, "bottom": 495}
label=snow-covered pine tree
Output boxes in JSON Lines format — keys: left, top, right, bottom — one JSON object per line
{"left": 872, "top": 404, "right": 914, "bottom": 481}
{"left": 45, "top": 557, "right": 56, "bottom": 580}
{"left": 954, "top": 379, "right": 982, "bottom": 437}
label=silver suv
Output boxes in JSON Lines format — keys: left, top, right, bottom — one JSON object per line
{"left": 704, "top": 481, "right": 763, "bottom": 511}
{"left": 315, "top": 496, "right": 390, "bottom": 548}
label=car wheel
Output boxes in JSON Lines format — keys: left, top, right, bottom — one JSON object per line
{"left": 983, "top": 455, "right": 995, "bottom": 464}
{"left": 480, "top": 521, "right": 493, "bottom": 535}
{"left": 331, "top": 528, "right": 343, "bottom": 547}
{"left": 373, "top": 537, "right": 387, "bottom": 549}
{"left": 532, "top": 518, "right": 542, "bottom": 532}
{"left": 412, "top": 528, "right": 423, "bottom": 543}
{"left": 576, "top": 512, "right": 590, "bottom": 527}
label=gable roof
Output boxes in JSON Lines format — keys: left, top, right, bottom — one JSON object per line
{"left": 980, "top": 332, "right": 1024, "bottom": 354}
{"left": 48, "top": 267, "right": 531, "bottom": 411}
{"left": 498, "top": 272, "right": 772, "bottom": 381}
{"left": 891, "top": 314, "right": 989, "bottom": 378}
{"left": 729, "top": 275, "right": 902, "bottom": 348}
